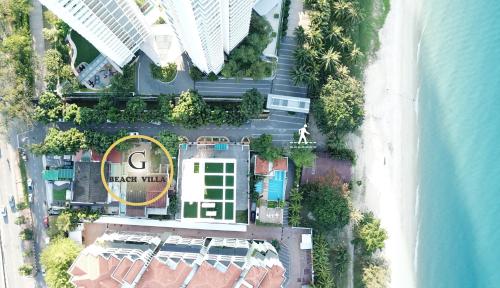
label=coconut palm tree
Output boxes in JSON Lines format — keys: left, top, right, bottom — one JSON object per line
{"left": 350, "top": 43, "right": 364, "bottom": 64}
{"left": 339, "top": 35, "right": 353, "bottom": 53}
{"left": 336, "top": 64, "right": 351, "bottom": 78}
{"left": 305, "top": 27, "right": 323, "bottom": 48}
{"left": 294, "top": 26, "right": 306, "bottom": 46}
{"left": 326, "top": 24, "right": 344, "bottom": 44}
{"left": 322, "top": 48, "right": 341, "bottom": 73}
{"left": 293, "top": 48, "right": 308, "bottom": 66}
{"left": 291, "top": 66, "right": 309, "bottom": 86}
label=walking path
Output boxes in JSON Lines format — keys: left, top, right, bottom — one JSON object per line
{"left": 29, "top": 0, "right": 46, "bottom": 97}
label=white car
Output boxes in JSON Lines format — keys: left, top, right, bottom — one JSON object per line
{"left": 27, "top": 178, "right": 33, "bottom": 192}
{"left": 129, "top": 132, "right": 139, "bottom": 136}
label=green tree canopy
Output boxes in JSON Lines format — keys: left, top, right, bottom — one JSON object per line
{"left": 34, "top": 92, "right": 63, "bottom": 122}
{"left": 289, "top": 146, "right": 316, "bottom": 168}
{"left": 362, "top": 263, "right": 390, "bottom": 288}
{"left": 41, "top": 237, "right": 82, "bottom": 288}
{"left": 313, "top": 234, "right": 335, "bottom": 288}
{"left": 171, "top": 90, "right": 208, "bottom": 128}
{"left": 250, "top": 134, "right": 282, "bottom": 161}
{"left": 31, "top": 128, "right": 87, "bottom": 155}
{"left": 301, "top": 183, "right": 350, "bottom": 229}
{"left": 314, "top": 75, "right": 364, "bottom": 135}
{"left": 354, "top": 212, "right": 388, "bottom": 255}
{"left": 241, "top": 88, "right": 265, "bottom": 119}
{"left": 124, "top": 97, "right": 147, "bottom": 122}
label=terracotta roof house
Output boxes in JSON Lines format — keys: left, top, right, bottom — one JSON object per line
{"left": 68, "top": 234, "right": 286, "bottom": 288}
{"left": 68, "top": 233, "right": 161, "bottom": 288}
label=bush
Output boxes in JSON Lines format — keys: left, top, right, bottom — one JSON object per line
{"left": 20, "top": 228, "right": 33, "bottom": 240}
{"left": 150, "top": 63, "right": 177, "bottom": 82}
{"left": 18, "top": 264, "right": 33, "bottom": 276}
{"left": 271, "top": 239, "right": 281, "bottom": 252}
{"left": 109, "top": 63, "right": 136, "bottom": 93}
{"left": 16, "top": 202, "right": 28, "bottom": 210}
{"left": 15, "top": 215, "right": 26, "bottom": 225}
{"left": 189, "top": 66, "right": 204, "bottom": 81}
{"left": 207, "top": 72, "right": 218, "bottom": 81}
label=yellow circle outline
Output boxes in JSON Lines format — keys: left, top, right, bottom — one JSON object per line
{"left": 100, "top": 134, "right": 174, "bottom": 207}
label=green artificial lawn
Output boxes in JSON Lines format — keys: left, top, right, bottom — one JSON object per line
{"left": 225, "top": 176, "right": 234, "bottom": 186}
{"left": 224, "top": 202, "right": 234, "bottom": 220}
{"left": 194, "top": 162, "right": 200, "bottom": 173}
{"left": 225, "top": 163, "right": 234, "bottom": 173}
{"left": 205, "top": 162, "right": 224, "bottom": 173}
{"left": 183, "top": 202, "right": 198, "bottom": 218}
{"left": 53, "top": 188, "right": 66, "bottom": 201}
{"left": 225, "top": 189, "right": 234, "bottom": 200}
{"left": 71, "top": 30, "right": 100, "bottom": 65}
{"left": 205, "top": 175, "right": 223, "bottom": 186}
{"left": 205, "top": 188, "right": 223, "bottom": 200}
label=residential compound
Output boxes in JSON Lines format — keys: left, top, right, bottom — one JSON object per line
{"left": 69, "top": 232, "right": 285, "bottom": 287}
{"left": 40, "top": 0, "right": 256, "bottom": 74}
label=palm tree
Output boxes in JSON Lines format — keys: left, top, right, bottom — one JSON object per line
{"left": 293, "top": 48, "right": 308, "bottom": 66}
{"left": 326, "top": 24, "right": 344, "bottom": 44}
{"left": 291, "top": 66, "right": 309, "bottom": 86}
{"left": 294, "top": 26, "right": 306, "bottom": 46}
{"left": 322, "top": 48, "right": 341, "bottom": 73}
{"left": 350, "top": 43, "right": 364, "bottom": 64}
{"left": 336, "top": 64, "right": 350, "bottom": 78}
{"left": 305, "top": 27, "right": 323, "bottom": 48}
{"left": 339, "top": 35, "right": 353, "bottom": 53}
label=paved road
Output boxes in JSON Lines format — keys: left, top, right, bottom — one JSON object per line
{"left": 17, "top": 124, "right": 49, "bottom": 288}
{"left": 195, "top": 78, "right": 272, "bottom": 97}
{"left": 58, "top": 109, "right": 306, "bottom": 145}
{"left": 0, "top": 123, "right": 37, "bottom": 288}
{"left": 136, "top": 53, "right": 194, "bottom": 95}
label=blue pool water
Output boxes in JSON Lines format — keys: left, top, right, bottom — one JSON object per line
{"left": 417, "top": 0, "right": 500, "bottom": 287}
{"left": 268, "top": 170, "right": 285, "bottom": 201}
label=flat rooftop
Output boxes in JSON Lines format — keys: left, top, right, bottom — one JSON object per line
{"left": 177, "top": 143, "right": 250, "bottom": 223}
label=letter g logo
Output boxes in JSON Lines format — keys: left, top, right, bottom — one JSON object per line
{"left": 128, "top": 151, "right": 146, "bottom": 170}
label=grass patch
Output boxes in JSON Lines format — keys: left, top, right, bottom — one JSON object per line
{"left": 225, "top": 189, "right": 234, "bottom": 200}
{"left": 183, "top": 202, "right": 198, "bottom": 218}
{"left": 225, "top": 163, "right": 234, "bottom": 173}
{"left": 53, "top": 188, "right": 66, "bottom": 201}
{"left": 194, "top": 162, "right": 199, "bottom": 173}
{"left": 18, "top": 153, "right": 28, "bottom": 205}
{"left": 224, "top": 202, "right": 234, "bottom": 220}
{"left": 71, "top": 30, "right": 99, "bottom": 65}
{"left": 205, "top": 175, "right": 223, "bottom": 186}
{"left": 205, "top": 188, "right": 223, "bottom": 200}
{"left": 236, "top": 210, "right": 248, "bottom": 223}
{"left": 225, "top": 175, "right": 234, "bottom": 186}
{"left": 205, "top": 162, "right": 224, "bottom": 173}
{"left": 267, "top": 201, "right": 278, "bottom": 208}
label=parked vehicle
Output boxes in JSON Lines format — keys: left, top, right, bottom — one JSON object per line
{"left": 43, "top": 216, "right": 49, "bottom": 228}
{"left": 1, "top": 207, "right": 6, "bottom": 217}
{"left": 250, "top": 202, "right": 257, "bottom": 223}
{"left": 8, "top": 195, "right": 14, "bottom": 208}
{"left": 27, "top": 178, "right": 33, "bottom": 192}
{"left": 28, "top": 194, "right": 32, "bottom": 203}
{"left": 19, "top": 149, "right": 27, "bottom": 161}
{"left": 129, "top": 132, "right": 139, "bottom": 136}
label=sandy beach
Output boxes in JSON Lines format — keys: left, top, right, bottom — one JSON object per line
{"left": 349, "top": 0, "right": 422, "bottom": 287}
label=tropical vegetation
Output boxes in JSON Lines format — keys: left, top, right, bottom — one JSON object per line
{"left": 150, "top": 63, "right": 177, "bottom": 82}
{"left": 41, "top": 237, "right": 82, "bottom": 288}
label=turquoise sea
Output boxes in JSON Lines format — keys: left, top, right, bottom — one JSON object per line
{"left": 417, "top": 0, "right": 500, "bottom": 287}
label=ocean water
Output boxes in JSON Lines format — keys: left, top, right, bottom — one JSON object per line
{"left": 417, "top": 0, "right": 500, "bottom": 287}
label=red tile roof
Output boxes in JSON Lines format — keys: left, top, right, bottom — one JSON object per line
{"left": 69, "top": 254, "right": 121, "bottom": 288}
{"left": 124, "top": 259, "right": 145, "bottom": 284}
{"left": 187, "top": 262, "right": 242, "bottom": 288}
{"left": 112, "top": 258, "right": 133, "bottom": 283}
{"left": 260, "top": 265, "right": 285, "bottom": 288}
{"left": 255, "top": 157, "right": 288, "bottom": 175}
{"left": 137, "top": 258, "right": 193, "bottom": 288}
{"left": 244, "top": 266, "right": 268, "bottom": 287}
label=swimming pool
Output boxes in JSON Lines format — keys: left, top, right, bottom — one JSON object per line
{"left": 268, "top": 170, "right": 285, "bottom": 201}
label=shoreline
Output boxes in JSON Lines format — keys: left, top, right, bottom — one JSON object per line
{"left": 349, "top": 0, "right": 421, "bottom": 287}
